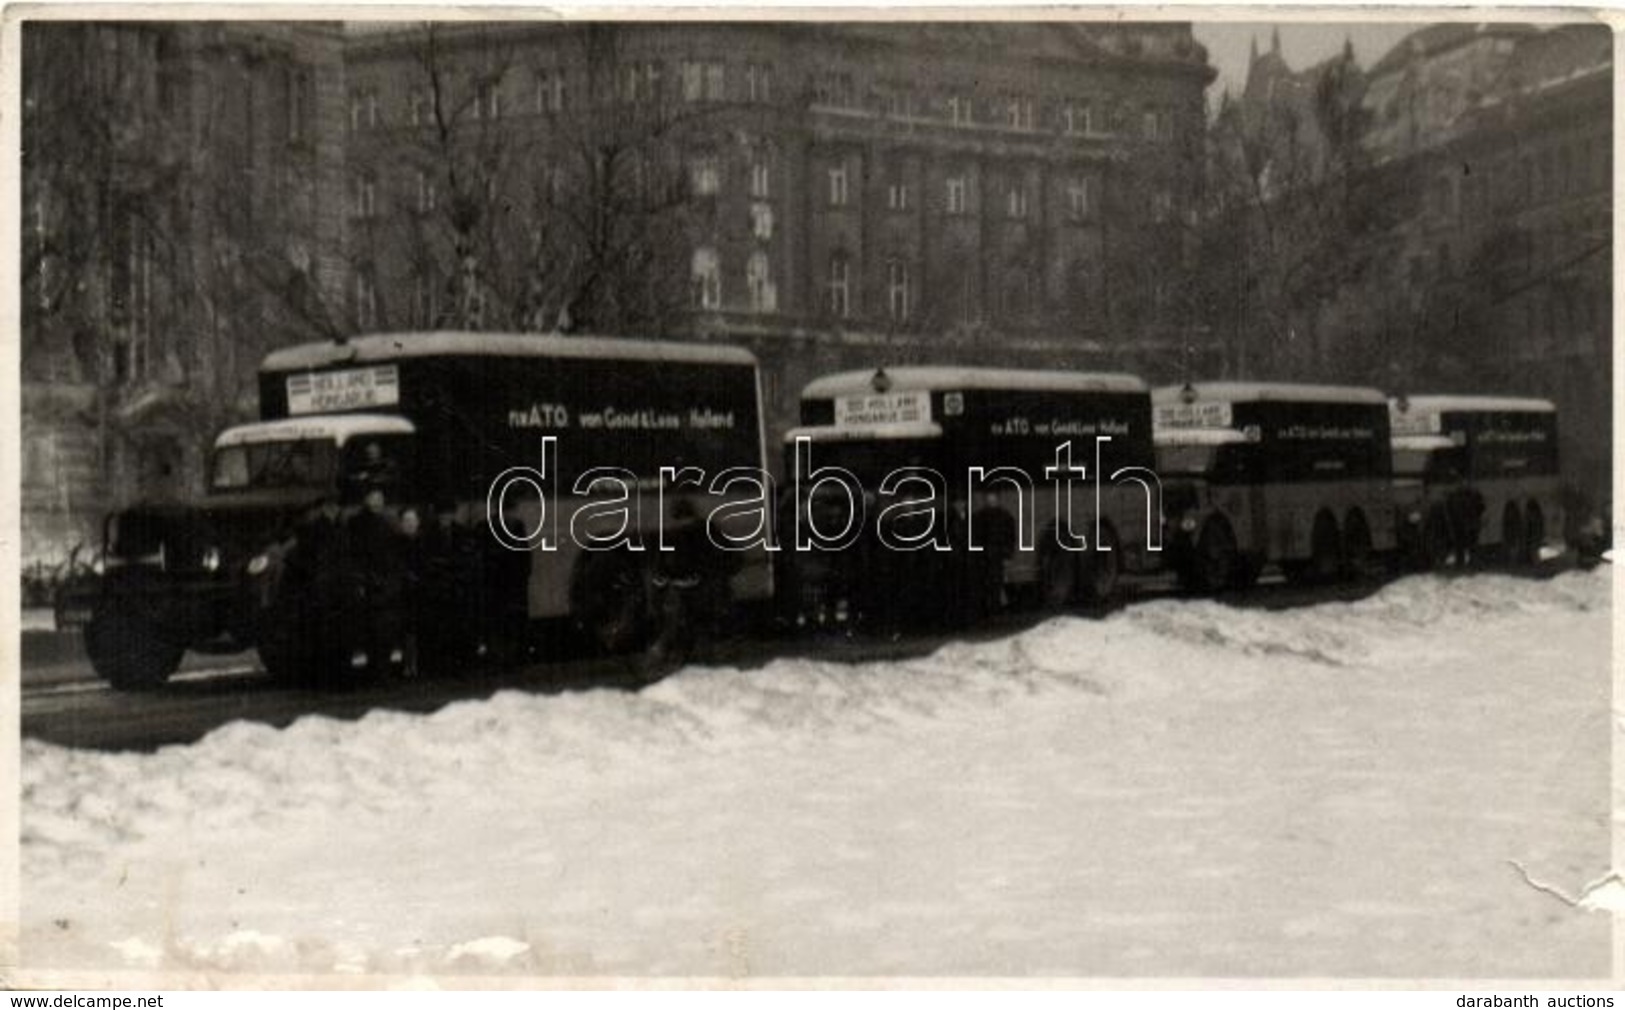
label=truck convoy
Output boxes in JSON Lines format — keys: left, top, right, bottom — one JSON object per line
{"left": 59, "top": 330, "right": 1575, "bottom": 691}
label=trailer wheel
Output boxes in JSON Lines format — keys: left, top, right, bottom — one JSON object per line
{"left": 1078, "top": 521, "right": 1121, "bottom": 607}
{"left": 1342, "top": 510, "right": 1373, "bottom": 581}
{"left": 1501, "top": 504, "right": 1526, "bottom": 567}
{"left": 1523, "top": 504, "right": 1546, "bottom": 567}
{"left": 573, "top": 551, "right": 652, "bottom": 654}
{"left": 1181, "top": 517, "right": 1237, "bottom": 594}
{"left": 84, "top": 609, "right": 182, "bottom": 691}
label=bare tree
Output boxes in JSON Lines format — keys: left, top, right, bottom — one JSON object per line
{"left": 355, "top": 23, "right": 715, "bottom": 339}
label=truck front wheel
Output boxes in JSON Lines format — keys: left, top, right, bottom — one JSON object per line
{"left": 85, "top": 609, "right": 183, "bottom": 691}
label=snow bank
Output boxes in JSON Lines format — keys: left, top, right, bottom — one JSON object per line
{"left": 19, "top": 571, "right": 1613, "bottom": 981}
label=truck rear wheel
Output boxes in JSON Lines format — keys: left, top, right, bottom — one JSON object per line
{"left": 85, "top": 610, "right": 183, "bottom": 691}
{"left": 573, "top": 551, "right": 652, "bottom": 654}
{"left": 1523, "top": 504, "right": 1546, "bottom": 567}
{"left": 1078, "top": 522, "right": 1121, "bottom": 607}
{"left": 1038, "top": 543, "right": 1078, "bottom": 610}
{"left": 1421, "top": 506, "right": 1452, "bottom": 570}
{"left": 1341, "top": 510, "right": 1373, "bottom": 581}
{"left": 1501, "top": 504, "right": 1526, "bottom": 566}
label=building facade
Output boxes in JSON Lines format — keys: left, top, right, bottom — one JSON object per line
{"left": 342, "top": 22, "right": 1217, "bottom": 435}
{"left": 1229, "top": 22, "right": 1611, "bottom": 510}
{"left": 21, "top": 22, "right": 348, "bottom": 565}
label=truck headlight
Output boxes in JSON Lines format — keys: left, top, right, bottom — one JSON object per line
{"left": 202, "top": 546, "right": 222, "bottom": 572}
{"left": 1179, "top": 515, "right": 1199, "bottom": 533}
{"left": 246, "top": 553, "right": 270, "bottom": 576}
{"left": 1406, "top": 510, "right": 1423, "bottom": 525}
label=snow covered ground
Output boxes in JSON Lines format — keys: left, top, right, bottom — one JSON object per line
{"left": 19, "top": 571, "right": 1615, "bottom": 983}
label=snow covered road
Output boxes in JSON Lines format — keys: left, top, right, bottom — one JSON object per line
{"left": 19, "top": 571, "right": 1614, "bottom": 982}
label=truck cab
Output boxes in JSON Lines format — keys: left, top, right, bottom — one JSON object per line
{"left": 71, "top": 414, "right": 415, "bottom": 689}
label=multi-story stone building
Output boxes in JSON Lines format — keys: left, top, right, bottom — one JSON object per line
{"left": 342, "top": 22, "right": 1217, "bottom": 433}
{"left": 1371, "top": 23, "right": 1611, "bottom": 507}
{"left": 1229, "top": 22, "right": 1611, "bottom": 511}
{"left": 20, "top": 22, "right": 348, "bottom": 565}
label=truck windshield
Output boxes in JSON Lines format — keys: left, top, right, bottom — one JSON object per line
{"left": 210, "top": 439, "right": 338, "bottom": 492}
{"left": 1155, "top": 444, "right": 1221, "bottom": 477}
{"left": 790, "top": 438, "right": 945, "bottom": 486}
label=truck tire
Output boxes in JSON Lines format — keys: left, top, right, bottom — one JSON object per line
{"left": 85, "top": 610, "right": 183, "bottom": 691}
{"left": 573, "top": 551, "right": 652, "bottom": 654}
{"left": 1523, "top": 504, "right": 1546, "bottom": 567}
{"left": 1341, "top": 510, "right": 1373, "bottom": 581}
{"left": 1038, "top": 543, "right": 1078, "bottom": 610}
{"left": 1501, "top": 504, "right": 1526, "bottom": 567}
{"left": 1421, "top": 506, "right": 1452, "bottom": 570}
{"left": 1078, "top": 521, "right": 1121, "bottom": 607}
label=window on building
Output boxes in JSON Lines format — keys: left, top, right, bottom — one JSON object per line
{"left": 1002, "top": 268, "right": 1031, "bottom": 320}
{"left": 750, "top": 201, "right": 774, "bottom": 240}
{"left": 472, "top": 80, "right": 501, "bottom": 120}
{"left": 828, "top": 163, "right": 849, "bottom": 207}
{"left": 1006, "top": 96, "right": 1033, "bottom": 130}
{"left": 826, "top": 252, "right": 850, "bottom": 318}
{"left": 536, "top": 69, "right": 566, "bottom": 113}
{"left": 1006, "top": 184, "right": 1028, "bottom": 219}
{"left": 286, "top": 67, "right": 311, "bottom": 142}
{"left": 1066, "top": 177, "right": 1092, "bottom": 220}
{"left": 683, "top": 61, "right": 725, "bottom": 102}
{"left": 886, "top": 259, "right": 912, "bottom": 321}
{"left": 884, "top": 86, "right": 915, "bottom": 118}
{"left": 353, "top": 174, "right": 377, "bottom": 219}
{"left": 750, "top": 160, "right": 771, "bottom": 199}
{"left": 690, "top": 156, "right": 721, "bottom": 197}
{"left": 747, "top": 251, "right": 777, "bottom": 313}
{"left": 1062, "top": 102, "right": 1092, "bottom": 135}
{"left": 887, "top": 180, "right": 910, "bottom": 211}
{"left": 815, "top": 71, "right": 856, "bottom": 108}
{"left": 409, "top": 87, "right": 427, "bottom": 126}
{"left": 460, "top": 257, "right": 485, "bottom": 328}
{"left": 367, "top": 91, "right": 379, "bottom": 128}
{"left": 355, "top": 269, "right": 378, "bottom": 330}
{"left": 746, "top": 63, "right": 772, "bottom": 103}
{"left": 541, "top": 164, "right": 566, "bottom": 206}
{"left": 414, "top": 272, "right": 439, "bottom": 327}
{"left": 692, "top": 247, "right": 722, "bottom": 309}
{"left": 947, "top": 93, "right": 973, "bottom": 125}
{"left": 416, "top": 169, "right": 437, "bottom": 214}
{"left": 1141, "top": 109, "right": 1160, "bottom": 140}
{"left": 946, "top": 175, "right": 967, "bottom": 215}
{"left": 1151, "top": 189, "right": 1173, "bottom": 223}
{"left": 349, "top": 90, "right": 365, "bottom": 131}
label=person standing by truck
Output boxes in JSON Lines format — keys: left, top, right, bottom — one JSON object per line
{"left": 347, "top": 487, "right": 407, "bottom": 674}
